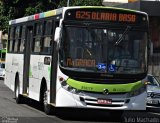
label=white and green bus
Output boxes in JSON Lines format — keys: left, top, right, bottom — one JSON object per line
{"left": 5, "top": 6, "right": 149, "bottom": 114}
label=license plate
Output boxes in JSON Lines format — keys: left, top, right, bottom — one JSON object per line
{"left": 97, "top": 99, "right": 112, "bottom": 104}
{"left": 147, "top": 100, "right": 159, "bottom": 104}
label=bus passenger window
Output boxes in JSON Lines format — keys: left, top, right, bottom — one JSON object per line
{"left": 8, "top": 27, "right": 15, "bottom": 52}
{"left": 42, "top": 20, "right": 53, "bottom": 54}
{"left": 14, "top": 26, "right": 21, "bottom": 52}
{"left": 33, "top": 37, "right": 41, "bottom": 53}
{"left": 43, "top": 37, "right": 52, "bottom": 53}
{"left": 33, "top": 23, "right": 43, "bottom": 53}
{"left": 44, "top": 20, "right": 52, "bottom": 35}
{"left": 9, "top": 40, "right": 14, "bottom": 52}
{"left": 35, "top": 23, "right": 43, "bottom": 36}
{"left": 14, "top": 39, "right": 19, "bottom": 52}
{"left": 20, "top": 26, "right": 26, "bottom": 52}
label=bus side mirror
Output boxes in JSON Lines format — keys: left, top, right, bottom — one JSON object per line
{"left": 54, "top": 27, "right": 61, "bottom": 42}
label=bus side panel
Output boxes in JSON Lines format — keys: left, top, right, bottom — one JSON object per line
{"left": 39, "top": 55, "right": 51, "bottom": 83}
{"left": 28, "top": 55, "right": 51, "bottom": 101}
{"left": 5, "top": 53, "right": 13, "bottom": 90}
{"left": 28, "top": 55, "right": 41, "bottom": 101}
{"left": 5, "top": 53, "right": 24, "bottom": 94}
{"left": 39, "top": 55, "right": 51, "bottom": 103}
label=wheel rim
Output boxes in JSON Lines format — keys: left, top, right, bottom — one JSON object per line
{"left": 43, "top": 91, "right": 48, "bottom": 106}
{"left": 16, "top": 86, "right": 19, "bottom": 98}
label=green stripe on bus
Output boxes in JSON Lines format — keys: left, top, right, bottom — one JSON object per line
{"left": 29, "top": 66, "right": 32, "bottom": 77}
{"left": 67, "top": 78, "right": 143, "bottom": 93}
{"left": 48, "top": 66, "right": 51, "bottom": 79}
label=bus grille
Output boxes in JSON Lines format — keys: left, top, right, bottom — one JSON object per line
{"left": 80, "top": 97, "right": 127, "bottom": 107}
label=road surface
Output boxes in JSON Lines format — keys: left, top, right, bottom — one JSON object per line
{"left": 0, "top": 79, "right": 160, "bottom": 123}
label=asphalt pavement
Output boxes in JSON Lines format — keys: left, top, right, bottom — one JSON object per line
{"left": 0, "top": 79, "right": 160, "bottom": 123}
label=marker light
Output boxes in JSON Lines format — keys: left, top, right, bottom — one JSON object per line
{"left": 34, "top": 14, "right": 39, "bottom": 20}
{"left": 59, "top": 76, "right": 64, "bottom": 82}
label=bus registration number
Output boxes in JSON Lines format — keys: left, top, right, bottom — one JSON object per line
{"left": 97, "top": 99, "right": 112, "bottom": 104}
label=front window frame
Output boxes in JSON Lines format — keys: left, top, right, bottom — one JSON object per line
{"left": 59, "top": 22, "right": 149, "bottom": 80}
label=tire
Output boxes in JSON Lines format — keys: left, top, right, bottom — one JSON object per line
{"left": 42, "top": 86, "right": 52, "bottom": 115}
{"left": 15, "top": 77, "right": 23, "bottom": 104}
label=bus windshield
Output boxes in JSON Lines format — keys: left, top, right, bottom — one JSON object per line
{"left": 60, "top": 25, "right": 148, "bottom": 74}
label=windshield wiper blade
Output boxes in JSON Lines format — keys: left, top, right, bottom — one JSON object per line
{"left": 114, "top": 26, "right": 131, "bottom": 46}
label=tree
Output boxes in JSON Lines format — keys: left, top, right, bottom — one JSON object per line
{"left": 25, "top": 0, "right": 60, "bottom": 16}
{"left": 0, "top": 2, "right": 9, "bottom": 33}
{"left": 59, "top": 0, "right": 102, "bottom": 7}
{"left": 0, "top": 0, "right": 102, "bottom": 33}
{"left": 0, "top": 0, "right": 61, "bottom": 32}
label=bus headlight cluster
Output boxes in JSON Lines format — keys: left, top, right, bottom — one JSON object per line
{"left": 126, "top": 84, "right": 146, "bottom": 98}
{"left": 63, "top": 83, "right": 81, "bottom": 94}
{"left": 147, "top": 92, "right": 151, "bottom": 97}
{"left": 59, "top": 76, "right": 81, "bottom": 94}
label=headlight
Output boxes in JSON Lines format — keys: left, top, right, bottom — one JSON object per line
{"left": 147, "top": 92, "right": 151, "bottom": 97}
{"left": 59, "top": 76, "right": 81, "bottom": 94}
{"left": 62, "top": 81, "right": 81, "bottom": 94}
{"left": 127, "top": 84, "right": 146, "bottom": 97}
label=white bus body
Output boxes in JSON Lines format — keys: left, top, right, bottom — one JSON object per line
{"left": 5, "top": 6, "right": 148, "bottom": 114}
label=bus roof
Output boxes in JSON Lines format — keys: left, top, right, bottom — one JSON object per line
{"left": 9, "top": 6, "right": 147, "bottom": 25}
{"left": 9, "top": 8, "right": 63, "bottom": 25}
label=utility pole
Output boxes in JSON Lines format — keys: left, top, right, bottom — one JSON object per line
{"left": 67, "top": 0, "right": 70, "bottom": 6}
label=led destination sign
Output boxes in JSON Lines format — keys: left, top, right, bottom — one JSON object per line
{"left": 65, "top": 8, "right": 146, "bottom": 24}
{"left": 76, "top": 11, "right": 136, "bottom": 22}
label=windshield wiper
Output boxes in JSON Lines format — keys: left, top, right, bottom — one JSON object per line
{"left": 114, "top": 26, "right": 131, "bottom": 46}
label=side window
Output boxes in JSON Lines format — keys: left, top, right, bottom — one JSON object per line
{"left": 42, "top": 20, "right": 53, "bottom": 54}
{"left": 44, "top": 20, "right": 52, "bottom": 35}
{"left": 14, "top": 26, "right": 21, "bottom": 52}
{"left": 20, "top": 26, "right": 26, "bottom": 52}
{"left": 34, "top": 37, "right": 41, "bottom": 52}
{"left": 8, "top": 27, "right": 15, "bottom": 52}
{"left": 33, "top": 22, "right": 43, "bottom": 53}
{"left": 36, "top": 23, "right": 43, "bottom": 35}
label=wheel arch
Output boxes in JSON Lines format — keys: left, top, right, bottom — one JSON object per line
{"left": 39, "top": 77, "right": 47, "bottom": 102}
{"left": 15, "top": 72, "right": 20, "bottom": 89}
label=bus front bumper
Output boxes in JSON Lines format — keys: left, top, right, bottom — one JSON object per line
{"left": 56, "top": 87, "right": 146, "bottom": 110}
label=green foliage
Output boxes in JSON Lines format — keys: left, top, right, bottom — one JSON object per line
{"left": 25, "top": 7, "right": 38, "bottom": 16}
{"left": 59, "top": 0, "right": 102, "bottom": 7}
{"left": 0, "top": 0, "right": 60, "bottom": 33}
{"left": 25, "top": 0, "right": 58, "bottom": 16}
{"left": 0, "top": 3, "right": 9, "bottom": 33}
{"left": 0, "top": 16, "right": 9, "bottom": 33}
{"left": 0, "top": 0, "right": 103, "bottom": 33}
